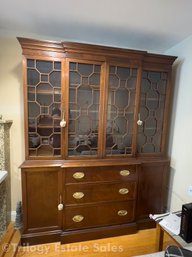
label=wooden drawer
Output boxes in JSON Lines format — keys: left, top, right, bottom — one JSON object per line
{"left": 65, "top": 165, "right": 137, "bottom": 184}
{"left": 65, "top": 181, "right": 137, "bottom": 204}
{"left": 64, "top": 201, "right": 135, "bottom": 230}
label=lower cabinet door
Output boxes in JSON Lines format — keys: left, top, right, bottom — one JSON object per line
{"left": 64, "top": 201, "right": 135, "bottom": 230}
{"left": 22, "top": 167, "right": 63, "bottom": 233}
{"left": 136, "top": 161, "right": 169, "bottom": 219}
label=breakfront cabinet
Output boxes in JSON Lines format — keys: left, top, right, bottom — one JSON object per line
{"left": 18, "top": 38, "right": 176, "bottom": 245}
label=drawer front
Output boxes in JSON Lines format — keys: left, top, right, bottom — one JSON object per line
{"left": 65, "top": 182, "right": 137, "bottom": 204}
{"left": 64, "top": 201, "right": 135, "bottom": 230}
{"left": 65, "top": 165, "right": 137, "bottom": 184}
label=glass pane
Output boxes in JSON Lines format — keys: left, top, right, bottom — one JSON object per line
{"left": 27, "top": 59, "right": 62, "bottom": 157}
{"left": 68, "top": 62, "right": 101, "bottom": 156}
{"left": 41, "top": 74, "right": 49, "bottom": 82}
{"left": 106, "top": 66, "right": 137, "bottom": 155}
{"left": 54, "top": 62, "right": 61, "bottom": 70}
{"left": 36, "top": 60, "right": 53, "bottom": 73}
{"left": 27, "top": 59, "right": 35, "bottom": 68}
{"left": 27, "top": 69, "right": 40, "bottom": 85}
{"left": 50, "top": 71, "right": 61, "bottom": 87}
{"left": 137, "top": 70, "right": 168, "bottom": 153}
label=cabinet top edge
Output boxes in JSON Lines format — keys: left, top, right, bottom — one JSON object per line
{"left": 17, "top": 37, "right": 177, "bottom": 63}
{"left": 19, "top": 157, "right": 170, "bottom": 169}
{"left": 20, "top": 159, "right": 141, "bottom": 168}
{"left": 19, "top": 160, "right": 63, "bottom": 168}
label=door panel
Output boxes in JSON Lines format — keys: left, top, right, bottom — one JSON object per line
{"left": 68, "top": 61, "right": 102, "bottom": 157}
{"left": 137, "top": 71, "right": 169, "bottom": 154}
{"left": 105, "top": 65, "right": 138, "bottom": 156}
{"left": 22, "top": 167, "right": 62, "bottom": 232}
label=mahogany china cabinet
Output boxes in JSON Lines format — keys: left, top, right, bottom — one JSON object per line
{"left": 18, "top": 37, "right": 176, "bottom": 245}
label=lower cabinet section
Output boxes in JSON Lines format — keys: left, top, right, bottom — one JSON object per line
{"left": 20, "top": 159, "right": 170, "bottom": 245}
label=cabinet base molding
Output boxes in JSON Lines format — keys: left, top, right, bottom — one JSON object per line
{"left": 21, "top": 230, "right": 62, "bottom": 246}
{"left": 21, "top": 223, "right": 138, "bottom": 246}
{"left": 61, "top": 223, "right": 137, "bottom": 244}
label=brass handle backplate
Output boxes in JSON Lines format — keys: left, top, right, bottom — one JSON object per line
{"left": 72, "top": 215, "right": 84, "bottom": 223}
{"left": 73, "top": 192, "right": 84, "bottom": 199}
{"left": 120, "top": 170, "right": 130, "bottom": 176}
{"left": 73, "top": 172, "right": 85, "bottom": 180}
{"left": 118, "top": 210, "right": 128, "bottom": 216}
{"left": 119, "top": 188, "right": 129, "bottom": 195}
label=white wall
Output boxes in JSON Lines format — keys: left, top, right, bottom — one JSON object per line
{"left": 0, "top": 30, "right": 24, "bottom": 212}
{"left": 166, "top": 35, "right": 192, "bottom": 211}
{"left": 0, "top": 35, "right": 23, "bottom": 210}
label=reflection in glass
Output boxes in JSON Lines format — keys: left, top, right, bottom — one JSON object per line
{"left": 106, "top": 66, "right": 137, "bottom": 155}
{"left": 27, "top": 59, "right": 61, "bottom": 156}
{"left": 68, "top": 62, "right": 101, "bottom": 156}
{"left": 137, "top": 71, "right": 168, "bottom": 153}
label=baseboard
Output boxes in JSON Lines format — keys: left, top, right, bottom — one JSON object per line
{"left": 11, "top": 211, "right": 16, "bottom": 221}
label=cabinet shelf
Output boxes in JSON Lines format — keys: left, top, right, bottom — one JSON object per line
{"left": 28, "top": 89, "right": 61, "bottom": 95}
{"left": 29, "top": 123, "right": 61, "bottom": 129}
{"left": 38, "top": 125, "right": 60, "bottom": 128}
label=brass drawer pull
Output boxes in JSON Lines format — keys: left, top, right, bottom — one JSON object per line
{"left": 73, "top": 192, "right": 84, "bottom": 199}
{"left": 118, "top": 210, "right": 128, "bottom": 216}
{"left": 120, "top": 170, "right": 130, "bottom": 176}
{"left": 119, "top": 188, "right": 129, "bottom": 195}
{"left": 73, "top": 172, "right": 85, "bottom": 180}
{"left": 72, "top": 215, "right": 84, "bottom": 223}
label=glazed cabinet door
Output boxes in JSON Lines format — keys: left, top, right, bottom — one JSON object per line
{"left": 137, "top": 70, "right": 170, "bottom": 155}
{"left": 104, "top": 64, "right": 139, "bottom": 156}
{"left": 66, "top": 60, "right": 104, "bottom": 157}
{"left": 25, "top": 58, "right": 62, "bottom": 158}
{"left": 21, "top": 167, "right": 63, "bottom": 234}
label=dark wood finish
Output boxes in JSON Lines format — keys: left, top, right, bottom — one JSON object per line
{"left": 132, "top": 66, "right": 143, "bottom": 155}
{"left": 65, "top": 181, "right": 137, "bottom": 204}
{"left": 21, "top": 167, "right": 63, "bottom": 233}
{"left": 63, "top": 163, "right": 138, "bottom": 240}
{"left": 136, "top": 160, "right": 170, "bottom": 219}
{"left": 62, "top": 222, "right": 137, "bottom": 244}
{"left": 18, "top": 38, "right": 176, "bottom": 246}
{"left": 65, "top": 165, "right": 137, "bottom": 183}
{"left": 64, "top": 201, "right": 135, "bottom": 230}
{"left": 21, "top": 230, "right": 61, "bottom": 246}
